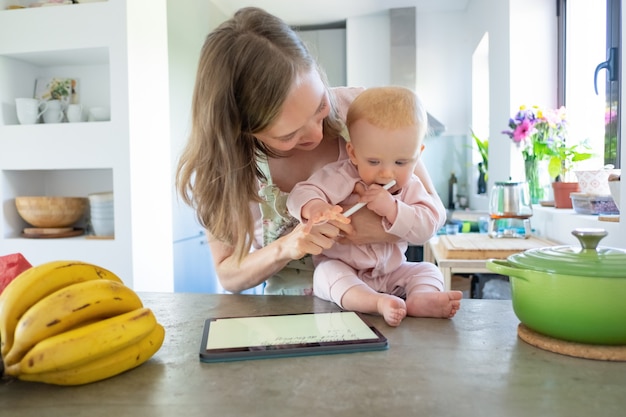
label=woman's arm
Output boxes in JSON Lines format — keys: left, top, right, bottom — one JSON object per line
{"left": 208, "top": 220, "right": 349, "bottom": 293}
{"left": 412, "top": 158, "right": 447, "bottom": 227}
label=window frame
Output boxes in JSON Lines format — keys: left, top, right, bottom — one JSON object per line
{"left": 557, "top": 0, "right": 621, "bottom": 168}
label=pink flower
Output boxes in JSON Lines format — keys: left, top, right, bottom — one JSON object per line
{"left": 512, "top": 119, "right": 533, "bottom": 143}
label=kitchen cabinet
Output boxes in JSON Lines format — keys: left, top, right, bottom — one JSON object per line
{"left": 297, "top": 28, "right": 346, "bottom": 87}
{"left": 173, "top": 232, "right": 219, "bottom": 293}
{"left": 0, "top": 0, "right": 174, "bottom": 289}
{"left": 173, "top": 231, "right": 264, "bottom": 294}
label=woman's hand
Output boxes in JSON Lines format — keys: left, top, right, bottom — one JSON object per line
{"left": 282, "top": 220, "right": 351, "bottom": 259}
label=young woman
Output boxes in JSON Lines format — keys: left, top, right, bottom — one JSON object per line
{"left": 176, "top": 7, "right": 446, "bottom": 295}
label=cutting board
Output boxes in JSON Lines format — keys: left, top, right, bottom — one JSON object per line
{"left": 436, "top": 234, "right": 556, "bottom": 259}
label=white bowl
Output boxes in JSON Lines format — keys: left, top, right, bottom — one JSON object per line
{"left": 88, "top": 191, "right": 114, "bottom": 204}
{"left": 91, "top": 217, "right": 114, "bottom": 236}
{"left": 91, "top": 213, "right": 113, "bottom": 220}
{"left": 89, "top": 205, "right": 113, "bottom": 214}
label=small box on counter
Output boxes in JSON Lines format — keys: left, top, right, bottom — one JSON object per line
{"left": 570, "top": 193, "right": 619, "bottom": 215}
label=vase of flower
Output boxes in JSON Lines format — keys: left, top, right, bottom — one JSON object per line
{"left": 503, "top": 105, "right": 592, "bottom": 205}
{"left": 524, "top": 158, "right": 550, "bottom": 204}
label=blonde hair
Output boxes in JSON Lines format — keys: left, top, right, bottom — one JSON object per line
{"left": 346, "top": 86, "right": 428, "bottom": 142}
{"left": 176, "top": 7, "right": 343, "bottom": 261}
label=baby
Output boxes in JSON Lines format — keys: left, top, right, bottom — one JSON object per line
{"left": 287, "top": 86, "right": 462, "bottom": 326}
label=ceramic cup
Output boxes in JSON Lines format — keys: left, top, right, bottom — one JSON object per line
{"left": 42, "top": 99, "right": 64, "bottom": 124}
{"left": 66, "top": 103, "right": 83, "bottom": 123}
{"left": 15, "top": 98, "right": 47, "bottom": 124}
{"left": 88, "top": 106, "right": 110, "bottom": 122}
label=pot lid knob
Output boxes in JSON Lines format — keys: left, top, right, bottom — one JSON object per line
{"left": 572, "top": 228, "right": 608, "bottom": 251}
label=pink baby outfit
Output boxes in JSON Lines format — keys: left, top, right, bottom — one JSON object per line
{"left": 287, "top": 160, "right": 445, "bottom": 307}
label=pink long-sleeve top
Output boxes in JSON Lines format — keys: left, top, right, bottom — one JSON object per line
{"left": 286, "top": 160, "right": 443, "bottom": 274}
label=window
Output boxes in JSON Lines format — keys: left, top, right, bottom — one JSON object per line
{"left": 559, "top": 0, "right": 621, "bottom": 168}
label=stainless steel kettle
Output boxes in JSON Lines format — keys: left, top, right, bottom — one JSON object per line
{"left": 489, "top": 180, "right": 533, "bottom": 218}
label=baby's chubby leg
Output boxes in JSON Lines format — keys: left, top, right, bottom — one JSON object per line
{"left": 314, "top": 259, "right": 407, "bottom": 326}
{"left": 342, "top": 285, "right": 407, "bottom": 327}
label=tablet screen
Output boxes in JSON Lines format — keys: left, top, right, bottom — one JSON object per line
{"left": 199, "top": 311, "right": 388, "bottom": 362}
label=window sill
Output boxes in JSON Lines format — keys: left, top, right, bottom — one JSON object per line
{"left": 531, "top": 206, "right": 621, "bottom": 246}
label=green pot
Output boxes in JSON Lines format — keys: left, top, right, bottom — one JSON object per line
{"left": 486, "top": 228, "right": 626, "bottom": 345}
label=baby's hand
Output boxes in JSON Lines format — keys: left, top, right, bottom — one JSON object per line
{"left": 304, "top": 205, "right": 349, "bottom": 233}
{"left": 359, "top": 184, "right": 397, "bottom": 219}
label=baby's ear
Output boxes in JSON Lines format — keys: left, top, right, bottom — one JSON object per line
{"left": 346, "top": 142, "right": 358, "bottom": 165}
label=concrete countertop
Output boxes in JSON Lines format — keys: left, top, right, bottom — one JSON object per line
{"left": 2, "top": 293, "right": 625, "bottom": 417}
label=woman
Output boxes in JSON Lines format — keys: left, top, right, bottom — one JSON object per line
{"left": 176, "top": 7, "right": 446, "bottom": 295}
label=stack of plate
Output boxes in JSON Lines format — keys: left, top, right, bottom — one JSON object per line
{"left": 88, "top": 191, "right": 114, "bottom": 237}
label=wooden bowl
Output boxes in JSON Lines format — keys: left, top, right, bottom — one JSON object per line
{"left": 15, "top": 196, "right": 88, "bottom": 228}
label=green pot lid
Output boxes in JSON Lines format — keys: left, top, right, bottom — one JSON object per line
{"left": 507, "top": 228, "right": 626, "bottom": 278}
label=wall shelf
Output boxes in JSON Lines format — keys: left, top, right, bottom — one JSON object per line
{"left": 0, "top": 0, "right": 130, "bottom": 284}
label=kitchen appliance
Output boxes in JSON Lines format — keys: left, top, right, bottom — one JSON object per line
{"left": 487, "top": 180, "right": 533, "bottom": 238}
{"left": 486, "top": 228, "right": 626, "bottom": 346}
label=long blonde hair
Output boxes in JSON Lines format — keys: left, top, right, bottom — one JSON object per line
{"left": 176, "top": 7, "right": 343, "bottom": 261}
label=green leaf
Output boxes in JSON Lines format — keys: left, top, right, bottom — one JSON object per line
{"left": 548, "top": 157, "right": 561, "bottom": 180}
{"left": 572, "top": 152, "right": 593, "bottom": 162}
{"left": 471, "top": 130, "right": 489, "bottom": 170}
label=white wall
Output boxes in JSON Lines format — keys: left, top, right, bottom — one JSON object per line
{"left": 346, "top": 12, "right": 390, "bottom": 87}
{"left": 346, "top": 10, "right": 470, "bottom": 205}
{"left": 126, "top": 0, "right": 174, "bottom": 291}
{"left": 415, "top": 10, "right": 471, "bottom": 207}
{"left": 168, "top": 0, "right": 222, "bottom": 242}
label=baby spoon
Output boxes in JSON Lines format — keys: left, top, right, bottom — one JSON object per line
{"left": 342, "top": 180, "right": 397, "bottom": 217}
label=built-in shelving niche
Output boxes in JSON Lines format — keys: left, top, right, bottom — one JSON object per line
{"left": 1, "top": 168, "right": 113, "bottom": 238}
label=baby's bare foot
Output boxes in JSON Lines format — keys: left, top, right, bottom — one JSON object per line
{"left": 406, "top": 291, "right": 463, "bottom": 319}
{"left": 377, "top": 294, "right": 407, "bottom": 327}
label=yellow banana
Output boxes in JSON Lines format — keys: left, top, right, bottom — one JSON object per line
{"left": 0, "top": 260, "right": 123, "bottom": 358}
{"left": 5, "top": 307, "right": 156, "bottom": 376}
{"left": 4, "top": 280, "right": 143, "bottom": 367}
{"left": 16, "top": 323, "right": 165, "bottom": 386}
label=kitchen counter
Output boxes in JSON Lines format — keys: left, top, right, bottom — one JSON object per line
{"left": 2, "top": 293, "right": 625, "bottom": 417}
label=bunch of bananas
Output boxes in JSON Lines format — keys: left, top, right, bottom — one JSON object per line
{"left": 0, "top": 260, "right": 164, "bottom": 385}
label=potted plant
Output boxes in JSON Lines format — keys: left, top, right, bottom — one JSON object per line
{"left": 546, "top": 140, "right": 593, "bottom": 182}
{"left": 545, "top": 132, "right": 593, "bottom": 209}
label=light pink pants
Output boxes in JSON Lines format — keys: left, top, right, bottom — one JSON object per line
{"left": 313, "top": 260, "right": 444, "bottom": 308}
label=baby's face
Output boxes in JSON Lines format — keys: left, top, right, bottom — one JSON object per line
{"left": 347, "top": 119, "right": 422, "bottom": 193}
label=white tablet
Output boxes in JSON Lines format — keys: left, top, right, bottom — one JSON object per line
{"left": 199, "top": 311, "right": 388, "bottom": 363}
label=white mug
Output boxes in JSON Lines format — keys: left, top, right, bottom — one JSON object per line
{"left": 88, "top": 106, "right": 110, "bottom": 122}
{"left": 15, "top": 98, "right": 47, "bottom": 125}
{"left": 42, "top": 99, "right": 64, "bottom": 124}
{"left": 66, "top": 104, "right": 83, "bottom": 123}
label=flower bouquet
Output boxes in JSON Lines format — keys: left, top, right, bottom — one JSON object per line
{"left": 502, "top": 105, "right": 592, "bottom": 203}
